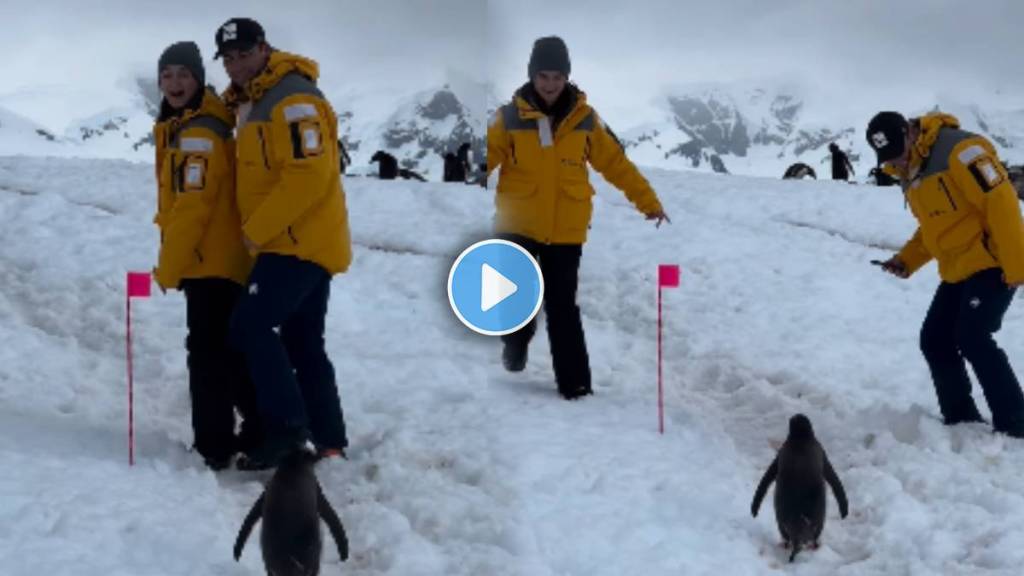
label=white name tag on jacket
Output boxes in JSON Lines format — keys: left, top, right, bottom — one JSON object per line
{"left": 186, "top": 163, "right": 203, "bottom": 186}
{"left": 180, "top": 137, "right": 213, "bottom": 152}
{"left": 284, "top": 103, "right": 317, "bottom": 122}
{"left": 537, "top": 116, "right": 553, "bottom": 148}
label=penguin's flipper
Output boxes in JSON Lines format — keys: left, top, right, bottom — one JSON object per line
{"left": 822, "top": 452, "right": 848, "bottom": 518}
{"left": 233, "top": 492, "right": 264, "bottom": 561}
{"left": 318, "top": 484, "right": 350, "bottom": 561}
{"left": 751, "top": 456, "right": 779, "bottom": 517}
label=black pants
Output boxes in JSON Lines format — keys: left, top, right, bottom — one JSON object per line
{"left": 181, "top": 278, "right": 262, "bottom": 462}
{"left": 501, "top": 235, "right": 591, "bottom": 395}
{"left": 229, "top": 254, "right": 347, "bottom": 450}
{"left": 920, "top": 267, "right": 1024, "bottom": 431}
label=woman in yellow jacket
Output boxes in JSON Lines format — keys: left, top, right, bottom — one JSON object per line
{"left": 152, "top": 41, "right": 261, "bottom": 469}
{"left": 487, "top": 36, "right": 669, "bottom": 400}
{"left": 869, "top": 111, "right": 1024, "bottom": 437}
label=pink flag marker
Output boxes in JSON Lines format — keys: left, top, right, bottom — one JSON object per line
{"left": 126, "top": 271, "right": 152, "bottom": 466}
{"left": 127, "top": 272, "right": 152, "bottom": 298}
{"left": 657, "top": 264, "right": 680, "bottom": 434}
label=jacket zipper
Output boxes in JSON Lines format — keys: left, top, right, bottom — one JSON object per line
{"left": 938, "top": 177, "right": 957, "bottom": 211}
{"left": 174, "top": 154, "right": 185, "bottom": 193}
{"left": 258, "top": 126, "right": 270, "bottom": 170}
{"left": 287, "top": 226, "right": 298, "bottom": 245}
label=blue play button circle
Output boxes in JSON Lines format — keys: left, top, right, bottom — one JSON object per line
{"left": 448, "top": 239, "right": 544, "bottom": 336}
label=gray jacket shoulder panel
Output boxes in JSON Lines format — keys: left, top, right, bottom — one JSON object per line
{"left": 573, "top": 112, "right": 595, "bottom": 132}
{"left": 249, "top": 73, "right": 325, "bottom": 123}
{"left": 502, "top": 104, "right": 537, "bottom": 131}
{"left": 179, "top": 115, "right": 232, "bottom": 140}
{"left": 920, "top": 128, "right": 977, "bottom": 179}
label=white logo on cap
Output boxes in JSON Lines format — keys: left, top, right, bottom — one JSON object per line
{"left": 871, "top": 131, "right": 889, "bottom": 149}
{"left": 221, "top": 22, "right": 238, "bottom": 41}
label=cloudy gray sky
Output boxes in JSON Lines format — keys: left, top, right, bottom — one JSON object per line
{"left": 0, "top": 0, "right": 484, "bottom": 130}
{"left": 3, "top": 1, "right": 1021, "bottom": 133}
{"left": 488, "top": 0, "right": 1024, "bottom": 124}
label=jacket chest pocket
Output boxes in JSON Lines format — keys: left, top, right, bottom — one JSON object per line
{"left": 559, "top": 157, "right": 589, "bottom": 183}
{"left": 559, "top": 131, "right": 590, "bottom": 166}
{"left": 913, "top": 176, "right": 959, "bottom": 219}
{"left": 238, "top": 125, "right": 272, "bottom": 170}
{"left": 509, "top": 130, "right": 547, "bottom": 166}
{"left": 166, "top": 151, "right": 186, "bottom": 194}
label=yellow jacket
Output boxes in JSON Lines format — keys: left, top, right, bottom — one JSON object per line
{"left": 223, "top": 51, "right": 352, "bottom": 275}
{"left": 487, "top": 84, "right": 662, "bottom": 244}
{"left": 153, "top": 88, "right": 251, "bottom": 290}
{"left": 895, "top": 113, "right": 1024, "bottom": 283}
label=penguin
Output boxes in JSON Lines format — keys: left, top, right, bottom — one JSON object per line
{"left": 783, "top": 162, "right": 817, "bottom": 180}
{"left": 234, "top": 445, "right": 349, "bottom": 575}
{"left": 751, "top": 414, "right": 848, "bottom": 563}
{"left": 370, "top": 150, "right": 399, "bottom": 180}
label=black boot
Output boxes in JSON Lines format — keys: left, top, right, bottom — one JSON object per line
{"left": 204, "top": 455, "right": 234, "bottom": 471}
{"left": 993, "top": 415, "right": 1024, "bottom": 438}
{"left": 559, "top": 386, "right": 593, "bottom": 401}
{"left": 942, "top": 406, "right": 985, "bottom": 426}
{"left": 236, "top": 426, "right": 311, "bottom": 471}
{"left": 502, "top": 341, "right": 528, "bottom": 372}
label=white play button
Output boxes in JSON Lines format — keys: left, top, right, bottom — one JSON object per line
{"left": 448, "top": 239, "right": 545, "bottom": 336}
{"left": 481, "top": 263, "right": 518, "bottom": 312}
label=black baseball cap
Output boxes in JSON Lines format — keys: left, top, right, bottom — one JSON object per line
{"left": 214, "top": 17, "right": 265, "bottom": 59}
{"left": 866, "top": 111, "right": 909, "bottom": 163}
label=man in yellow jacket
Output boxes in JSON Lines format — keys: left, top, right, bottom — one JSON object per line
{"left": 869, "top": 111, "right": 1024, "bottom": 437}
{"left": 487, "top": 36, "right": 669, "bottom": 400}
{"left": 215, "top": 18, "right": 353, "bottom": 469}
{"left": 152, "top": 41, "right": 262, "bottom": 470}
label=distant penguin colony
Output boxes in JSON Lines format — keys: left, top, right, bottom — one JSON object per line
{"left": 234, "top": 445, "right": 349, "bottom": 575}
{"left": 751, "top": 414, "right": 848, "bottom": 563}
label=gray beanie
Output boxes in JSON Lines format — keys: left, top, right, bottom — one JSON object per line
{"left": 528, "top": 36, "right": 571, "bottom": 79}
{"left": 158, "top": 41, "right": 205, "bottom": 88}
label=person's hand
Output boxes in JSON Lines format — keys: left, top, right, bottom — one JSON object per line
{"left": 646, "top": 209, "right": 671, "bottom": 228}
{"left": 875, "top": 256, "right": 909, "bottom": 279}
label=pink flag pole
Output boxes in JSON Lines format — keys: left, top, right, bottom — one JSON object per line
{"left": 126, "top": 271, "right": 152, "bottom": 466}
{"left": 657, "top": 265, "right": 680, "bottom": 434}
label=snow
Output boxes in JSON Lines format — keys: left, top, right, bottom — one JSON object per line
{"left": 2, "top": 155, "right": 1024, "bottom": 574}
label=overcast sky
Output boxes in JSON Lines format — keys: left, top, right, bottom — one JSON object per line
{"left": 0, "top": 0, "right": 484, "bottom": 130}
{"left": 2, "top": 1, "right": 1022, "bottom": 133}
{"left": 488, "top": 0, "right": 1024, "bottom": 124}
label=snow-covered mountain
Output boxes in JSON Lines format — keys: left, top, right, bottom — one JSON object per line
{"left": 0, "top": 105, "right": 64, "bottom": 157}
{"left": 340, "top": 84, "right": 485, "bottom": 179}
{"left": 619, "top": 81, "right": 1024, "bottom": 179}
{"left": 8, "top": 72, "right": 1024, "bottom": 183}
{"left": 0, "top": 76, "right": 159, "bottom": 161}
{"left": 0, "top": 74, "right": 486, "bottom": 180}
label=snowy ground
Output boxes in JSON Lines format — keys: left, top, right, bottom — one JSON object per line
{"left": 2, "top": 156, "right": 1024, "bottom": 575}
